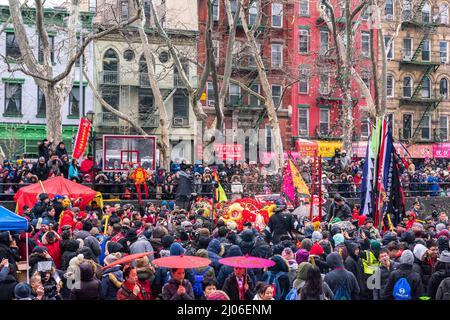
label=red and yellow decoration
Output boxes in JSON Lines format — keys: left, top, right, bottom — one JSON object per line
{"left": 129, "top": 166, "right": 150, "bottom": 204}
{"left": 72, "top": 117, "right": 92, "bottom": 159}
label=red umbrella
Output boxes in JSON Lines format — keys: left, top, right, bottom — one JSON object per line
{"left": 152, "top": 255, "right": 211, "bottom": 269}
{"left": 101, "top": 252, "right": 154, "bottom": 270}
{"left": 219, "top": 256, "right": 275, "bottom": 269}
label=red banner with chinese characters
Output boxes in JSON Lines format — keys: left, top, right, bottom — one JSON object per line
{"left": 213, "top": 144, "right": 244, "bottom": 161}
{"left": 72, "top": 117, "right": 91, "bottom": 159}
{"left": 433, "top": 143, "right": 450, "bottom": 158}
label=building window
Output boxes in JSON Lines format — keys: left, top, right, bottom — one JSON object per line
{"left": 440, "top": 41, "right": 448, "bottom": 63}
{"left": 340, "top": 0, "right": 345, "bottom": 16}
{"left": 4, "top": 83, "right": 22, "bottom": 116}
{"left": 271, "top": 44, "right": 283, "bottom": 68}
{"left": 265, "top": 125, "right": 272, "bottom": 152}
{"left": 361, "top": 32, "right": 370, "bottom": 57}
{"left": 422, "top": 2, "right": 431, "bottom": 23}
{"left": 360, "top": 109, "right": 369, "bottom": 138}
{"left": 440, "top": 3, "right": 449, "bottom": 24}
{"left": 387, "top": 113, "right": 394, "bottom": 133}
{"left": 121, "top": 0, "right": 129, "bottom": 20}
{"left": 299, "top": 74, "right": 309, "bottom": 94}
{"left": 38, "top": 35, "right": 55, "bottom": 64}
{"left": 89, "top": 0, "right": 96, "bottom": 12}
{"left": 249, "top": 2, "right": 258, "bottom": 26}
{"left": 229, "top": 84, "right": 241, "bottom": 106}
{"left": 173, "top": 93, "right": 188, "bottom": 120}
{"left": 319, "top": 74, "right": 329, "bottom": 94}
{"left": 249, "top": 84, "right": 260, "bottom": 106}
{"left": 319, "top": 109, "right": 330, "bottom": 135}
{"left": 422, "top": 76, "right": 431, "bottom": 98}
{"left": 320, "top": 31, "right": 329, "bottom": 55}
{"left": 403, "top": 38, "right": 412, "bottom": 60}
{"left": 299, "top": 0, "right": 309, "bottom": 16}
{"left": 385, "top": 36, "right": 393, "bottom": 59}
{"left": 230, "top": 0, "right": 237, "bottom": 16}
{"left": 440, "top": 78, "right": 449, "bottom": 99}
{"left": 69, "top": 86, "right": 84, "bottom": 117}
{"left": 385, "top": 0, "right": 394, "bottom": 19}
{"left": 402, "top": 113, "right": 413, "bottom": 139}
{"left": 439, "top": 115, "right": 448, "bottom": 141}
{"left": 363, "top": 76, "right": 371, "bottom": 92}
{"left": 420, "top": 115, "right": 431, "bottom": 140}
{"left": 272, "top": 3, "right": 283, "bottom": 28}
{"left": 272, "top": 85, "right": 282, "bottom": 106}
{"left": 402, "top": 0, "right": 412, "bottom": 20}
{"left": 101, "top": 86, "right": 119, "bottom": 122}
{"left": 213, "top": 0, "right": 219, "bottom": 21}
{"left": 103, "top": 49, "right": 119, "bottom": 84}
{"left": 299, "top": 29, "right": 309, "bottom": 54}
{"left": 361, "top": 7, "right": 369, "bottom": 20}
{"left": 37, "top": 88, "right": 46, "bottom": 116}
{"left": 6, "top": 33, "right": 21, "bottom": 59}
{"left": 387, "top": 74, "right": 394, "bottom": 97}
{"left": 298, "top": 108, "right": 309, "bottom": 136}
{"left": 422, "top": 39, "right": 431, "bottom": 61}
{"left": 403, "top": 76, "right": 413, "bottom": 98}
{"left": 206, "top": 82, "right": 215, "bottom": 106}
{"left": 212, "top": 40, "right": 219, "bottom": 63}
{"left": 138, "top": 87, "right": 155, "bottom": 120}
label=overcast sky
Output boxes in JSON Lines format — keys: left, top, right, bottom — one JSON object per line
{"left": 0, "top": 0, "right": 70, "bottom": 7}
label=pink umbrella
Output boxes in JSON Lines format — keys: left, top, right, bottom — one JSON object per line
{"left": 152, "top": 255, "right": 211, "bottom": 269}
{"left": 219, "top": 256, "right": 275, "bottom": 269}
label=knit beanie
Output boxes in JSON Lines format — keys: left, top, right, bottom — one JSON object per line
{"left": 301, "top": 238, "right": 313, "bottom": 251}
{"left": 333, "top": 233, "right": 345, "bottom": 246}
{"left": 309, "top": 242, "right": 325, "bottom": 256}
{"left": 295, "top": 249, "right": 310, "bottom": 264}
{"left": 400, "top": 249, "right": 414, "bottom": 266}
{"left": 312, "top": 231, "right": 323, "bottom": 243}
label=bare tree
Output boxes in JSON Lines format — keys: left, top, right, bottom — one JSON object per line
{"left": 3, "top": 0, "right": 141, "bottom": 143}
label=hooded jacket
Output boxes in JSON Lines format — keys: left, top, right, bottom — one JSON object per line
{"left": 412, "top": 243, "right": 433, "bottom": 287}
{"left": 69, "top": 263, "right": 101, "bottom": 300}
{"left": 40, "top": 232, "right": 62, "bottom": 269}
{"left": 427, "top": 262, "right": 450, "bottom": 299}
{"left": 344, "top": 242, "right": 365, "bottom": 291}
{"left": 239, "top": 229, "right": 255, "bottom": 255}
{"left": 101, "top": 265, "right": 123, "bottom": 300}
{"left": 74, "top": 231, "right": 101, "bottom": 263}
{"left": 216, "top": 245, "right": 254, "bottom": 288}
{"left": 323, "top": 253, "right": 360, "bottom": 300}
{"left": 129, "top": 235, "right": 154, "bottom": 262}
{"left": 61, "top": 240, "right": 81, "bottom": 271}
{"left": 293, "top": 262, "right": 313, "bottom": 290}
{"left": 162, "top": 277, "right": 194, "bottom": 300}
{"left": 382, "top": 263, "right": 424, "bottom": 300}
{"left": 222, "top": 273, "right": 255, "bottom": 300}
{"left": 207, "top": 239, "right": 224, "bottom": 273}
{"left": 262, "top": 255, "right": 291, "bottom": 300}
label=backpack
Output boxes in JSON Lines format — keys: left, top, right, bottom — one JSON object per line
{"left": 333, "top": 279, "right": 351, "bottom": 300}
{"left": 362, "top": 250, "right": 379, "bottom": 275}
{"left": 393, "top": 277, "right": 412, "bottom": 300}
{"left": 436, "top": 277, "right": 450, "bottom": 300}
{"left": 285, "top": 287, "right": 299, "bottom": 300}
{"left": 163, "top": 270, "right": 172, "bottom": 285}
{"left": 192, "top": 267, "right": 210, "bottom": 298}
{"left": 263, "top": 271, "right": 285, "bottom": 300}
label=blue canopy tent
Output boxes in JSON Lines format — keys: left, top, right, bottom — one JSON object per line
{"left": 0, "top": 205, "right": 29, "bottom": 283}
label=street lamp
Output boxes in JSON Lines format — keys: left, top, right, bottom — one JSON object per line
{"left": 86, "top": 110, "right": 96, "bottom": 187}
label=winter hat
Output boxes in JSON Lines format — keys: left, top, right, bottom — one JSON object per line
{"left": 333, "top": 233, "right": 345, "bottom": 246}
{"left": 370, "top": 240, "right": 381, "bottom": 250}
{"left": 168, "top": 201, "right": 176, "bottom": 211}
{"left": 152, "top": 226, "right": 168, "bottom": 239}
{"left": 382, "top": 232, "right": 398, "bottom": 246}
{"left": 312, "top": 231, "right": 323, "bottom": 243}
{"left": 309, "top": 242, "right": 325, "bottom": 256}
{"left": 437, "top": 236, "right": 450, "bottom": 253}
{"left": 196, "top": 249, "right": 209, "bottom": 258}
{"left": 312, "top": 221, "right": 321, "bottom": 231}
{"left": 413, "top": 244, "right": 428, "bottom": 261}
{"left": 161, "top": 235, "right": 175, "bottom": 249}
{"left": 169, "top": 242, "right": 186, "bottom": 256}
{"left": 400, "top": 249, "right": 414, "bottom": 266}
{"left": 436, "top": 223, "right": 446, "bottom": 233}
{"left": 198, "top": 236, "right": 211, "bottom": 249}
{"left": 301, "top": 238, "right": 313, "bottom": 251}
{"left": 326, "top": 252, "right": 344, "bottom": 269}
{"left": 207, "top": 290, "right": 230, "bottom": 300}
{"left": 401, "top": 230, "right": 416, "bottom": 244}
{"left": 437, "top": 229, "right": 450, "bottom": 239}
{"left": 304, "top": 224, "right": 314, "bottom": 237}
{"left": 295, "top": 249, "right": 310, "bottom": 264}
{"left": 32, "top": 246, "right": 47, "bottom": 254}
{"left": 437, "top": 250, "right": 450, "bottom": 263}
{"left": 14, "top": 282, "right": 32, "bottom": 299}
{"left": 196, "top": 228, "right": 211, "bottom": 238}
{"left": 104, "top": 252, "right": 122, "bottom": 265}
{"left": 107, "top": 241, "right": 124, "bottom": 254}
{"left": 282, "top": 247, "right": 294, "bottom": 260}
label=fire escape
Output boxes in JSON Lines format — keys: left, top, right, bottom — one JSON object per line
{"left": 399, "top": 0, "right": 441, "bottom": 142}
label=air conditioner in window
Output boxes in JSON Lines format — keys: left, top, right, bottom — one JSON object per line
{"left": 385, "top": 14, "right": 393, "bottom": 20}
{"left": 441, "top": 57, "right": 448, "bottom": 64}
{"left": 173, "top": 117, "right": 187, "bottom": 126}
{"left": 403, "top": 55, "right": 412, "bottom": 61}
{"left": 208, "top": 100, "right": 215, "bottom": 107}
{"left": 300, "top": 10, "right": 308, "bottom": 16}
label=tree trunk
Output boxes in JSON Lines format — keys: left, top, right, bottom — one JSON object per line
{"left": 44, "top": 86, "right": 63, "bottom": 143}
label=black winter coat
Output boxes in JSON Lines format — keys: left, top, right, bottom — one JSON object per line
{"left": 412, "top": 258, "right": 433, "bottom": 288}
{"left": 69, "top": 263, "right": 101, "bottom": 300}
{"left": 427, "top": 263, "right": 450, "bottom": 299}
{"left": 382, "top": 264, "right": 424, "bottom": 300}
{"left": 0, "top": 274, "right": 17, "bottom": 300}
{"left": 222, "top": 274, "right": 255, "bottom": 300}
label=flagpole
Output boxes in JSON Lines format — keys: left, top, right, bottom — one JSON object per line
{"left": 318, "top": 155, "right": 322, "bottom": 221}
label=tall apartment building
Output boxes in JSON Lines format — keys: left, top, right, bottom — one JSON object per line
{"left": 382, "top": 0, "right": 449, "bottom": 146}
{"left": 0, "top": 4, "right": 94, "bottom": 159}
{"left": 291, "top": 0, "right": 376, "bottom": 149}
{"left": 93, "top": 0, "right": 199, "bottom": 163}
{"left": 197, "top": 0, "right": 293, "bottom": 162}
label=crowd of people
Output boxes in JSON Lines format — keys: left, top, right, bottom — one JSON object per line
{"left": 0, "top": 189, "right": 449, "bottom": 301}
{"left": 0, "top": 140, "right": 449, "bottom": 202}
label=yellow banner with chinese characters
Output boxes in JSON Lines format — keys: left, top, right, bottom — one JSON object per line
{"left": 316, "top": 140, "right": 343, "bottom": 158}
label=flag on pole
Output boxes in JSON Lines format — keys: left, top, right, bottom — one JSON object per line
{"left": 360, "top": 135, "right": 373, "bottom": 216}
{"left": 281, "top": 160, "right": 295, "bottom": 206}
{"left": 213, "top": 170, "right": 228, "bottom": 202}
{"left": 290, "top": 159, "right": 310, "bottom": 196}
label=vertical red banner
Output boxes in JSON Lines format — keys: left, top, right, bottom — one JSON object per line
{"left": 72, "top": 117, "right": 92, "bottom": 159}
